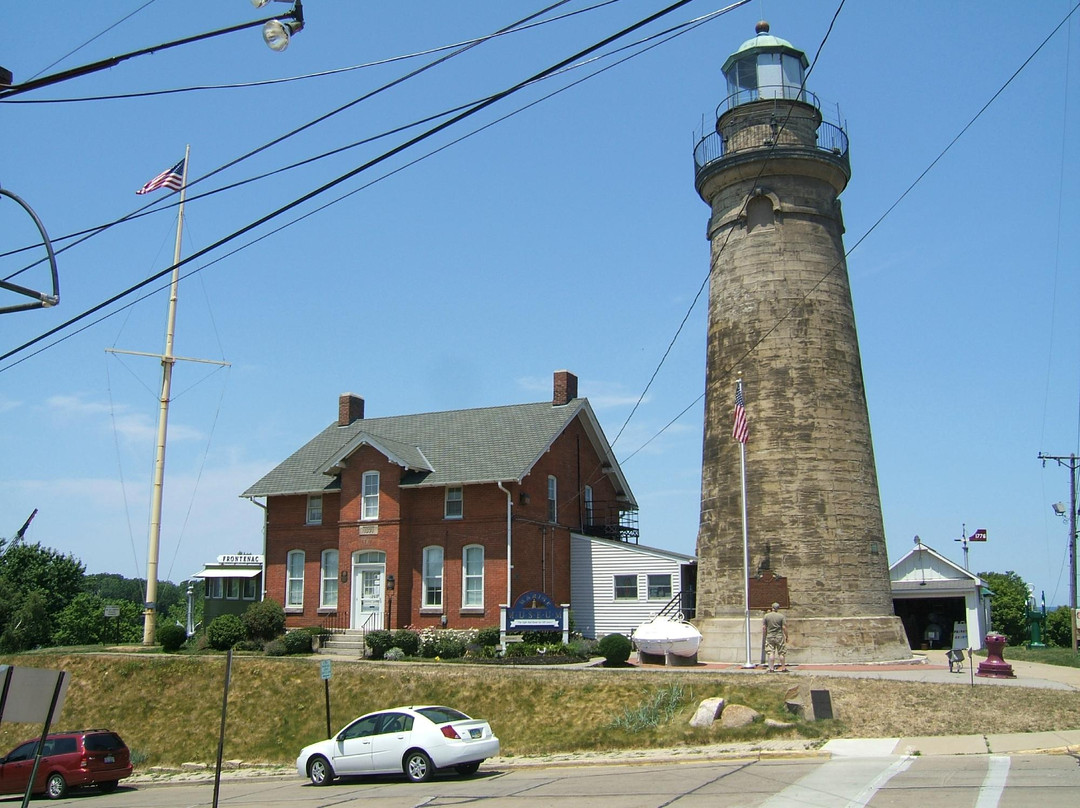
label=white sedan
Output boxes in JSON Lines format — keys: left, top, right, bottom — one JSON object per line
{"left": 296, "top": 705, "right": 500, "bottom": 785}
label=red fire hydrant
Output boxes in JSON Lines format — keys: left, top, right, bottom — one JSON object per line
{"left": 975, "top": 633, "right": 1016, "bottom": 679}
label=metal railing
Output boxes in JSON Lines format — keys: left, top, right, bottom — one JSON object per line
{"left": 318, "top": 610, "right": 349, "bottom": 634}
{"left": 654, "top": 589, "right": 695, "bottom": 621}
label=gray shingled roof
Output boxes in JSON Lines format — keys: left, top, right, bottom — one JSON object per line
{"left": 242, "top": 398, "right": 620, "bottom": 498}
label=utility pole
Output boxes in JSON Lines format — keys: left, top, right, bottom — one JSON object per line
{"left": 1039, "top": 452, "right": 1078, "bottom": 654}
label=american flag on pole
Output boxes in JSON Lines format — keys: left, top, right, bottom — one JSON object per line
{"left": 136, "top": 158, "right": 186, "bottom": 195}
{"left": 732, "top": 380, "right": 749, "bottom": 444}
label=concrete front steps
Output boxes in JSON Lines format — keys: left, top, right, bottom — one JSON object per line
{"left": 317, "top": 629, "right": 366, "bottom": 657}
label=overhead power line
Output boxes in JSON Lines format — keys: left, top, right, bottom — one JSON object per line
{"left": 2, "top": 0, "right": 709, "bottom": 370}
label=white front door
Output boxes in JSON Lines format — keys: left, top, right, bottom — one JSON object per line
{"left": 353, "top": 565, "right": 385, "bottom": 630}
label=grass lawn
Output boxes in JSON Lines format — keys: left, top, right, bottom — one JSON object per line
{"left": 1, "top": 651, "right": 1078, "bottom": 769}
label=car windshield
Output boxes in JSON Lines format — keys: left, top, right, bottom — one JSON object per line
{"left": 416, "top": 706, "right": 469, "bottom": 724}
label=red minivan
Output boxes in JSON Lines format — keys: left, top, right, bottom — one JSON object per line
{"left": 0, "top": 729, "right": 132, "bottom": 799}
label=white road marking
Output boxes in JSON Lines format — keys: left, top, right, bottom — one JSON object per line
{"left": 974, "top": 755, "right": 1010, "bottom": 808}
{"left": 760, "top": 755, "right": 914, "bottom": 807}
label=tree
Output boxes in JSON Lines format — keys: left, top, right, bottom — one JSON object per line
{"left": 51, "top": 593, "right": 142, "bottom": 646}
{"left": 979, "top": 570, "right": 1030, "bottom": 646}
{"left": 0, "top": 540, "right": 85, "bottom": 651}
{"left": 1044, "top": 605, "right": 1074, "bottom": 648}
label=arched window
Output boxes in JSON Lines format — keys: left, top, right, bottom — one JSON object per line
{"left": 747, "top": 195, "right": 774, "bottom": 232}
{"left": 286, "top": 550, "right": 305, "bottom": 609}
{"left": 353, "top": 550, "right": 386, "bottom": 565}
{"left": 462, "top": 545, "right": 484, "bottom": 609}
{"left": 423, "top": 546, "right": 443, "bottom": 608}
{"left": 320, "top": 549, "right": 339, "bottom": 609}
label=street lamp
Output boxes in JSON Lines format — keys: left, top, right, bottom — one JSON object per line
{"left": 1042, "top": 451, "right": 1079, "bottom": 654}
{"left": 253, "top": 1, "right": 305, "bottom": 51}
{"left": 0, "top": 2, "right": 305, "bottom": 100}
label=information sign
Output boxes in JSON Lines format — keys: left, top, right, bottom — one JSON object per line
{"left": 320, "top": 659, "right": 332, "bottom": 681}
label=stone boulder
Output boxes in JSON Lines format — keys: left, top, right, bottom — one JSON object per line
{"left": 719, "top": 703, "right": 760, "bottom": 728}
{"left": 689, "top": 697, "right": 725, "bottom": 728}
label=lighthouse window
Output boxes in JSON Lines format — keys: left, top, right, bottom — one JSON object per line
{"left": 747, "top": 196, "right": 774, "bottom": 231}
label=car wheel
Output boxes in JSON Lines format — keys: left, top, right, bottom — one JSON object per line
{"left": 45, "top": 773, "right": 67, "bottom": 800}
{"left": 455, "top": 761, "right": 481, "bottom": 777}
{"left": 308, "top": 755, "right": 334, "bottom": 786}
{"left": 404, "top": 750, "right": 434, "bottom": 783}
{"left": 99, "top": 780, "right": 120, "bottom": 793}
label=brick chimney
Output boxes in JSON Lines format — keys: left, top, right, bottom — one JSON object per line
{"left": 338, "top": 393, "right": 365, "bottom": 426}
{"left": 553, "top": 370, "right": 578, "bottom": 406}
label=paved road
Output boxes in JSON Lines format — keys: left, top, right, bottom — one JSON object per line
{"left": 10, "top": 754, "right": 1080, "bottom": 807}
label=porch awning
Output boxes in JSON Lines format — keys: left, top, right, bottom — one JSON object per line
{"left": 193, "top": 567, "right": 261, "bottom": 578}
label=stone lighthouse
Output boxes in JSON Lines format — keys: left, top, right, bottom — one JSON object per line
{"left": 692, "top": 22, "right": 910, "bottom": 663}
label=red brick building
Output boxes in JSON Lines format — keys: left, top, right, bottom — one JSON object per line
{"left": 242, "top": 371, "right": 638, "bottom": 632}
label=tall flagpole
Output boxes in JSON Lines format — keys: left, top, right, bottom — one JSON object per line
{"left": 142, "top": 144, "right": 190, "bottom": 645}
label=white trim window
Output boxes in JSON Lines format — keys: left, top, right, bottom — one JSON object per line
{"left": 286, "top": 550, "right": 305, "bottom": 609}
{"left": 647, "top": 573, "right": 672, "bottom": 600}
{"left": 547, "top": 475, "right": 558, "bottom": 523}
{"left": 422, "top": 546, "right": 444, "bottom": 609}
{"left": 306, "top": 494, "right": 323, "bottom": 525}
{"left": 209, "top": 578, "right": 223, "bottom": 599}
{"left": 462, "top": 545, "right": 484, "bottom": 608}
{"left": 614, "top": 574, "right": 638, "bottom": 601}
{"left": 445, "top": 486, "right": 463, "bottom": 519}
{"left": 226, "top": 578, "right": 240, "bottom": 600}
{"left": 362, "top": 471, "right": 380, "bottom": 520}
{"left": 321, "top": 549, "right": 339, "bottom": 609}
{"left": 583, "top": 485, "right": 594, "bottom": 527}
{"left": 243, "top": 578, "right": 257, "bottom": 600}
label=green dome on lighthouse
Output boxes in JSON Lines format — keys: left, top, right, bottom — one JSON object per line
{"left": 722, "top": 21, "right": 809, "bottom": 103}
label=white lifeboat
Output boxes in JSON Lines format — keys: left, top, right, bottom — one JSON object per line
{"left": 632, "top": 615, "right": 702, "bottom": 658}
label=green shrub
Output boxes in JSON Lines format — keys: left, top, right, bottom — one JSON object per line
{"left": 392, "top": 629, "right": 421, "bottom": 656}
{"left": 597, "top": 633, "right": 632, "bottom": 666}
{"left": 522, "top": 630, "right": 561, "bottom": 644}
{"left": 206, "top": 614, "right": 246, "bottom": 650}
{"left": 365, "top": 630, "right": 394, "bottom": 660}
{"left": 1045, "top": 606, "right": 1073, "bottom": 647}
{"left": 505, "top": 642, "right": 540, "bottom": 658}
{"left": 384, "top": 647, "right": 405, "bottom": 661}
{"left": 243, "top": 599, "right": 286, "bottom": 642}
{"left": 232, "top": 639, "right": 264, "bottom": 652}
{"left": 264, "top": 638, "right": 287, "bottom": 656}
{"left": 157, "top": 623, "right": 187, "bottom": 652}
{"left": 476, "top": 626, "right": 501, "bottom": 647}
{"left": 282, "top": 630, "right": 314, "bottom": 654}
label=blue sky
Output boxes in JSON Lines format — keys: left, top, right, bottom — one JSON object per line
{"left": 2, "top": 1, "right": 1078, "bottom": 611}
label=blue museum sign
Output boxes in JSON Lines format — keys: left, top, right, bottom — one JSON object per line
{"left": 506, "top": 591, "right": 561, "bottom": 631}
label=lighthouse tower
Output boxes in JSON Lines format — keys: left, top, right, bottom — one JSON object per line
{"left": 692, "top": 23, "right": 910, "bottom": 663}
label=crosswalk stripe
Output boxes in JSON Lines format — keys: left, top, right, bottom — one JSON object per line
{"left": 760, "top": 755, "right": 914, "bottom": 807}
{"left": 975, "top": 756, "right": 1010, "bottom": 808}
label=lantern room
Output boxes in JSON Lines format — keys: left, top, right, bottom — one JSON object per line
{"left": 722, "top": 20, "right": 809, "bottom": 105}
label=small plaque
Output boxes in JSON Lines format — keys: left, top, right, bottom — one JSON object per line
{"left": 103, "top": 605, "right": 121, "bottom": 618}
{"left": 358, "top": 524, "right": 378, "bottom": 535}
{"left": 748, "top": 571, "right": 789, "bottom": 610}
{"left": 810, "top": 689, "right": 833, "bottom": 720}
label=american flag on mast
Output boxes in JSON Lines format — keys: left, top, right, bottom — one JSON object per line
{"left": 136, "top": 158, "right": 186, "bottom": 195}
{"left": 732, "top": 379, "right": 749, "bottom": 444}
